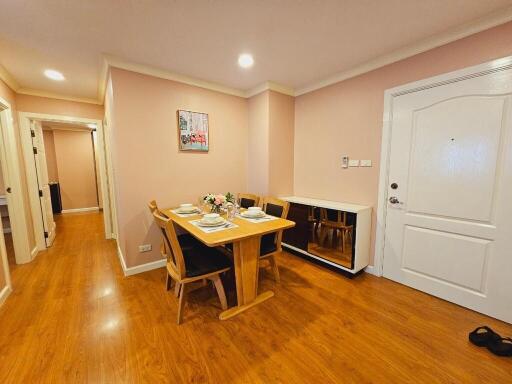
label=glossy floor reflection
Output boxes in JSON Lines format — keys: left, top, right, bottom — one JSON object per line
{"left": 0, "top": 212, "right": 510, "bottom": 383}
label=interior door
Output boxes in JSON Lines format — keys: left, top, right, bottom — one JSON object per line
{"left": 383, "top": 68, "right": 512, "bottom": 323}
{"left": 31, "top": 121, "right": 55, "bottom": 247}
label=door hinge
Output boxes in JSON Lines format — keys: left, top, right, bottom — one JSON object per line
{"left": 33, "top": 147, "right": 38, "bottom": 155}
{"left": 44, "top": 231, "right": 48, "bottom": 238}
{"left": 31, "top": 130, "right": 35, "bottom": 138}
{"left": 39, "top": 190, "right": 43, "bottom": 197}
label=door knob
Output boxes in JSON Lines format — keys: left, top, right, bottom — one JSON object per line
{"left": 389, "top": 196, "right": 400, "bottom": 204}
{"left": 6, "top": 187, "right": 11, "bottom": 193}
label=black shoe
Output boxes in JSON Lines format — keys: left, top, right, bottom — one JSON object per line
{"left": 487, "top": 337, "right": 512, "bottom": 357}
{"left": 468, "top": 326, "right": 501, "bottom": 347}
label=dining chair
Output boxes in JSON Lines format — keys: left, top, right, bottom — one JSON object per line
{"left": 147, "top": 199, "right": 199, "bottom": 269}
{"left": 152, "top": 211, "right": 232, "bottom": 324}
{"left": 238, "top": 193, "right": 261, "bottom": 209}
{"left": 308, "top": 206, "right": 320, "bottom": 242}
{"left": 319, "top": 208, "right": 353, "bottom": 252}
{"left": 259, "top": 197, "right": 290, "bottom": 283}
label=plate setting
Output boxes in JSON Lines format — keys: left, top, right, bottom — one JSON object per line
{"left": 176, "top": 207, "right": 201, "bottom": 214}
{"left": 197, "top": 214, "right": 226, "bottom": 227}
{"left": 240, "top": 211, "right": 266, "bottom": 218}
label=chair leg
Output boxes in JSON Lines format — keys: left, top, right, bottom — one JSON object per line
{"left": 211, "top": 275, "right": 228, "bottom": 310}
{"left": 174, "top": 282, "right": 181, "bottom": 298}
{"left": 269, "top": 254, "right": 281, "bottom": 283}
{"left": 177, "top": 283, "right": 188, "bottom": 325}
{"left": 319, "top": 226, "right": 326, "bottom": 246}
{"left": 166, "top": 273, "right": 172, "bottom": 291}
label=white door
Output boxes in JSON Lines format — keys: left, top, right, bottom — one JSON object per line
{"left": 383, "top": 67, "right": 512, "bottom": 323}
{"left": 30, "top": 121, "right": 55, "bottom": 247}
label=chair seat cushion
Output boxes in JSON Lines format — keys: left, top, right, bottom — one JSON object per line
{"left": 178, "top": 233, "right": 200, "bottom": 250}
{"left": 183, "top": 245, "right": 232, "bottom": 278}
{"left": 260, "top": 234, "right": 277, "bottom": 256}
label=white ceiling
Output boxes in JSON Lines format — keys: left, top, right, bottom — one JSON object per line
{"left": 1, "top": 0, "right": 512, "bottom": 102}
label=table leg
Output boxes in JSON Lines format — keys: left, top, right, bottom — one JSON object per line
{"left": 219, "top": 235, "right": 274, "bottom": 320}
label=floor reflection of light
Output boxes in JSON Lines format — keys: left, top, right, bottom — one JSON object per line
{"left": 98, "top": 286, "right": 113, "bottom": 298}
{"left": 103, "top": 318, "right": 119, "bottom": 331}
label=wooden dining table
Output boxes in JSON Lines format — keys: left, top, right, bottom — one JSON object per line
{"left": 162, "top": 208, "right": 295, "bottom": 320}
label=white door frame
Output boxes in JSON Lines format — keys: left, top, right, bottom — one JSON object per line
{"left": 19, "top": 112, "right": 115, "bottom": 251}
{"left": 0, "top": 96, "right": 33, "bottom": 265}
{"left": 374, "top": 55, "right": 512, "bottom": 277}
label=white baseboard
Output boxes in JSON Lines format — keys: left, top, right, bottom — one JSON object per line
{"left": 30, "top": 246, "right": 38, "bottom": 260}
{"left": 61, "top": 207, "right": 100, "bottom": 214}
{"left": 0, "top": 285, "right": 12, "bottom": 306}
{"left": 364, "top": 265, "right": 379, "bottom": 276}
{"left": 117, "top": 243, "right": 165, "bottom": 277}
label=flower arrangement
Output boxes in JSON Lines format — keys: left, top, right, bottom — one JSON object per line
{"left": 203, "top": 192, "right": 235, "bottom": 213}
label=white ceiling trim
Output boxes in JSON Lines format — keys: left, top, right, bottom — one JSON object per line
{"left": 245, "top": 81, "right": 295, "bottom": 98}
{"left": 295, "top": 5, "right": 512, "bottom": 96}
{"left": 98, "top": 54, "right": 295, "bottom": 101}
{"left": 0, "top": 63, "right": 20, "bottom": 93}
{"left": 101, "top": 54, "right": 247, "bottom": 98}
{"left": 0, "top": 63, "right": 102, "bottom": 105}
{"left": 17, "top": 88, "right": 102, "bottom": 105}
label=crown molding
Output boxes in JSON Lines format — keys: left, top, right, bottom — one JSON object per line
{"left": 245, "top": 81, "right": 295, "bottom": 98}
{"left": 296, "top": 6, "right": 512, "bottom": 96}
{"left": 102, "top": 54, "right": 247, "bottom": 98}
{"left": 17, "top": 88, "right": 102, "bottom": 105}
{"left": 0, "top": 63, "right": 20, "bottom": 92}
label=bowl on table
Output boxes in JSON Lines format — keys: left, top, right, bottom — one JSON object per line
{"left": 198, "top": 213, "right": 225, "bottom": 227}
{"left": 241, "top": 206, "right": 265, "bottom": 218}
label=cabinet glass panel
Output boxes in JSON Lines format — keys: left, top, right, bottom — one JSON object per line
{"left": 307, "top": 207, "right": 356, "bottom": 269}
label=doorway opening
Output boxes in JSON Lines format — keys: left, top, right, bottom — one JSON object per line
{"left": 19, "top": 112, "right": 115, "bottom": 253}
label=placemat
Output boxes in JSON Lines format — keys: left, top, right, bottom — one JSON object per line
{"left": 189, "top": 219, "right": 238, "bottom": 233}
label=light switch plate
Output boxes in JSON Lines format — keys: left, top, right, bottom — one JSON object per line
{"left": 348, "top": 159, "right": 359, "bottom": 167}
{"left": 360, "top": 159, "right": 372, "bottom": 167}
{"left": 341, "top": 155, "right": 349, "bottom": 168}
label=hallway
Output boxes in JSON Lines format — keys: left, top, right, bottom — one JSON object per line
{"left": 0, "top": 212, "right": 511, "bottom": 383}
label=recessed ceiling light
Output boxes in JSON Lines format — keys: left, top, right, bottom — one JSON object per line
{"left": 86, "top": 123, "right": 97, "bottom": 129}
{"left": 238, "top": 54, "right": 254, "bottom": 68}
{"left": 44, "top": 69, "right": 65, "bottom": 81}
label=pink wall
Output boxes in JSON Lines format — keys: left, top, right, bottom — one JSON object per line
{"left": 268, "top": 91, "right": 294, "bottom": 196}
{"left": 247, "top": 91, "right": 269, "bottom": 195}
{"left": 109, "top": 68, "right": 248, "bottom": 267}
{"left": 16, "top": 94, "right": 104, "bottom": 120}
{"left": 43, "top": 130, "right": 59, "bottom": 182}
{"left": 52, "top": 130, "right": 98, "bottom": 210}
{"left": 294, "top": 21, "right": 512, "bottom": 265}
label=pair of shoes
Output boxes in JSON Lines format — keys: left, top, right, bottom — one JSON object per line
{"left": 469, "top": 326, "right": 512, "bottom": 357}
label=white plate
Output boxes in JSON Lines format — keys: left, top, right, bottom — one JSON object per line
{"left": 241, "top": 211, "right": 266, "bottom": 218}
{"left": 177, "top": 207, "right": 200, "bottom": 214}
{"left": 197, "top": 218, "right": 226, "bottom": 227}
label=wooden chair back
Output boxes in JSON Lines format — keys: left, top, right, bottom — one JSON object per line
{"left": 261, "top": 197, "right": 290, "bottom": 249}
{"left": 238, "top": 193, "right": 261, "bottom": 209}
{"left": 152, "top": 211, "right": 187, "bottom": 279}
{"left": 320, "top": 208, "right": 347, "bottom": 228}
{"left": 148, "top": 199, "right": 158, "bottom": 214}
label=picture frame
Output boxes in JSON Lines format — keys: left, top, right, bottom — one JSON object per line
{"left": 177, "top": 110, "right": 209, "bottom": 152}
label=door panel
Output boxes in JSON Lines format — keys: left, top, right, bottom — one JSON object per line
{"left": 402, "top": 226, "right": 489, "bottom": 292}
{"left": 31, "top": 121, "right": 55, "bottom": 247}
{"left": 383, "top": 68, "right": 512, "bottom": 323}
{"left": 408, "top": 97, "right": 504, "bottom": 222}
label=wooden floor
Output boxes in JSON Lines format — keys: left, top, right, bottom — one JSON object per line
{"left": 0, "top": 212, "right": 510, "bottom": 383}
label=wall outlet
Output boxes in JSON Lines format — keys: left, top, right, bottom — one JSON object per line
{"left": 348, "top": 159, "right": 359, "bottom": 167}
{"left": 139, "top": 244, "right": 152, "bottom": 253}
{"left": 360, "top": 159, "right": 372, "bottom": 167}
